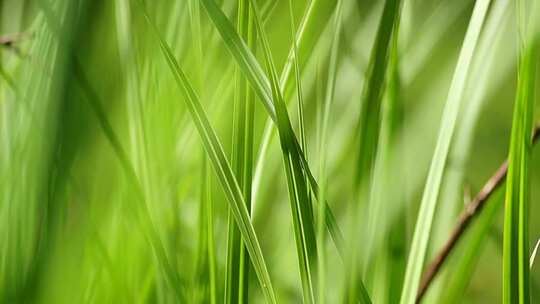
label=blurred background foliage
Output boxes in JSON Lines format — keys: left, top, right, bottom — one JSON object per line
{"left": 0, "top": 0, "right": 539, "bottom": 303}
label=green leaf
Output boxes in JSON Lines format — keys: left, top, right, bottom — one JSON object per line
{"left": 399, "top": 1, "right": 490, "bottom": 304}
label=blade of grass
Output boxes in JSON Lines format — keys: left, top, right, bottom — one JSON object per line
{"left": 316, "top": 0, "right": 344, "bottom": 302}
{"left": 288, "top": 0, "right": 307, "bottom": 157}
{"left": 398, "top": 1, "right": 490, "bottom": 303}
{"left": 502, "top": 1, "right": 538, "bottom": 303}
{"left": 361, "top": 0, "right": 403, "bottom": 274}
{"left": 419, "top": 1, "right": 512, "bottom": 300}
{"left": 531, "top": 239, "right": 540, "bottom": 269}
{"left": 345, "top": 0, "right": 401, "bottom": 302}
{"left": 136, "top": 2, "right": 277, "bottom": 303}
{"left": 225, "top": 0, "right": 256, "bottom": 302}
{"left": 195, "top": 158, "right": 217, "bottom": 304}
{"left": 246, "top": 1, "right": 317, "bottom": 301}
{"left": 200, "top": 0, "right": 346, "bottom": 261}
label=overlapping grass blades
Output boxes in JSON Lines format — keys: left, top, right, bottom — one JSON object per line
{"left": 137, "top": 2, "right": 277, "bottom": 303}
{"left": 502, "top": 1, "right": 539, "bottom": 303}
{"left": 398, "top": 1, "right": 491, "bottom": 303}
{"left": 252, "top": 0, "right": 338, "bottom": 217}
{"left": 316, "top": 0, "right": 344, "bottom": 301}
{"left": 225, "top": 0, "right": 256, "bottom": 302}
{"left": 422, "top": 0, "right": 511, "bottom": 301}
{"left": 200, "top": 0, "right": 345, "bottom": 259}
{"left": 245, "top": 1, "right": 317, "bottom": 301}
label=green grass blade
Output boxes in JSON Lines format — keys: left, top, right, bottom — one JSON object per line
{"left": 246, "top": 1, "right": 317, "bottom": 302}
{"left": 424, "top": 0, "right": 511, "bottom": 300}
{"left": 530, "top": 239, "right": 540, "bottom": 269}
{"left": 345, "top": 0, "right": 401, "bottom": 302}
{"left": 225, "top": 0, "right": 256, "bottom": 302}
{"left": 136, "top": 3, "right": 277, "bottom": 303}
{"left": 316, "top": 1, "right": 344, "bottom": 301}
{"left": 398, "top": 1, "right": 491, "bottom": 303}
{"left": 252, "top": 0, "right": 338, "bottom": 218}
{"left": 502, "top": 2, "right": 539, "bottom": 303}
{"left": 200, "top": 0, "right": 345, "bottom": 260}
{"left": 288, "top": 0, "right": 307, "bottom": 156}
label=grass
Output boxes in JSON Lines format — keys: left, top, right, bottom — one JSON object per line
{"left": 225, "top": 0, "right": 256, "bottom": 302}
{"left": 399, "top": 1, "right": 490, "bottom": 303}
{"left": 2, "top": 0, "right": 540, "bottom": 303}
{"left": 502, "top": 1, "right": 539, "bottom": 303}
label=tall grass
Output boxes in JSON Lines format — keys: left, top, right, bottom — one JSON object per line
{"left": 2, "top": 0, "right": 540, "bottom": 303}
{"left": 399, "top": 1, "right": 490, "bottom": 303}
{"left": 503, "top": 1, "right": 539, "bottom": 303}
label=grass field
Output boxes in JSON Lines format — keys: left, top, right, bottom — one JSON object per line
{"left": 1, "top": 0, "right": 540, "bottom": 303}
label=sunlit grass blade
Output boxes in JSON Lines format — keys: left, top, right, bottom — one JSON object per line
{"left": 502, "top": 2, "right": 538, "bottom": 303}
{"left": 136, "top": 2, "right": 277, "bottom": 303}
{"left": 316, "top": 0, "right": 343, "bottom": 301}
{"left": 200, "top": 0, "right": 345, "bottom": 260}
{"left": 288, "top": 0, "right": 307, "bottom": 156}
{"left": 398, "top": 1, "right": 490, "bottom": 304}
{"left": 530, "top": 239, "right": 540, "bottom": 269}
{"left": 423, "top": 0, "right": 511, "bottom": 301}
{"left": 225, "top": 0, "right": 256, "bottom": 302}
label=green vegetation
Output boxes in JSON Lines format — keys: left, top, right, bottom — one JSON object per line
{"left": 1, "top": 0, "right": 540, "bottom": 303}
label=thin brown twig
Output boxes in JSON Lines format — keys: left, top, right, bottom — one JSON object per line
{"left": 416, "top": 123, "right": 540, "bottom": 303}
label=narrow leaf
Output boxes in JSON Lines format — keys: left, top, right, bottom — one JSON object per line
{"left": 399, "top": 1, "right": 490, "bottom": 303}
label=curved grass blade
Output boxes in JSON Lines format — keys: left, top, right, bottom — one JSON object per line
{"left": 136, "top": 2, "right": 277, "bottom": 303}
{"left": 225, "top": 0, "right": 256, "bottom": 302}
{"left": 398, "top": 1, "right": 491, "bottom": 303}
{"left": 200, "top": 0, "right": 345, "bottom": 260}
{"left": 422, "top": 0, "right": 512, "bottom": 301}
{"left": 252, "top": 0, "right": 338, "bottom": 219}
{"left": 502, "top": 2, "right": 539, "bottom": 302}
